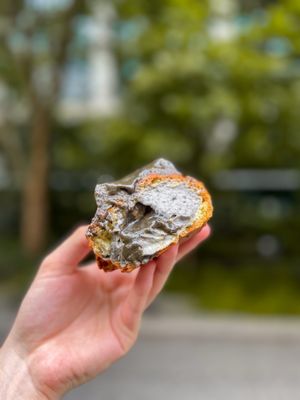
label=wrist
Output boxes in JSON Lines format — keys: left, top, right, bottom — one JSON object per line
{"left": 0, "top": 338, "right": 58, "bottom": 400}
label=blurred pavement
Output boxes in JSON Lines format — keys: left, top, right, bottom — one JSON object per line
{"left": 1, "top": 293, "right": 300, "bottom": 399}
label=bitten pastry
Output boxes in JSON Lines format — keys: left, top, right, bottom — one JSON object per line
{"left": 86, "top": 158, "right": 213, "bottom": 272}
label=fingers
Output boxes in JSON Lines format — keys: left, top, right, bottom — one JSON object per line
{"left": 176, "top": 224, "right": 211, "bottom": 262}
{"left": 145, "top": 244, "right": 178, "bottom": 308}
{"left": 40, "top": 225, "right": 90, "bottom": 274}
{"left": 121, "top": 226, "right": 211, "bottom": 325}
{"left": 121, "top": 261, "right": 156, "bottom": 330}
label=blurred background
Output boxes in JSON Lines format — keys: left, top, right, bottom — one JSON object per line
{"left": 2, "top": 1, "right": 300, "bottom": 398}
{"left": 1, "top": 0, "right": 300, "bottom": 314}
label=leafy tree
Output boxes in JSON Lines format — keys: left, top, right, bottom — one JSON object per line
{"left": 0, "top": 0, "right": 86, "bottom": 254}
{"left": 98, "top": 0, "right": 300, "bottom": 178}
{"left": 2, "top": 0, "right": 300, "bottom": 261}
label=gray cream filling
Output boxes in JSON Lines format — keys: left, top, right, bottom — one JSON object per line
{"left": 88, "top": 159, "right": 201, "bottom": 267}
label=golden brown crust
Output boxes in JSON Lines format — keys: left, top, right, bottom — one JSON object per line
{"left": 87, "top": 173, "right": 213, "bottom": 273}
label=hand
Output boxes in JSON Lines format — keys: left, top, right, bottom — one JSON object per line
{"left": 0, "top": 224, "right": 210, "bottom": 399}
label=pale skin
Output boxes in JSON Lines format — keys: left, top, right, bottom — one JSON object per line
{"left": 0, "top": 224, "right": 210, "bottom": 399}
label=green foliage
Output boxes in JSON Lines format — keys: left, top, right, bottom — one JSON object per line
{"left": 107, "top": 0, "right": 300, "bottom": 175}
{"left": 2, "top": 0, "right": 300, "bottom": 314}
{"left": 99, "top": 0, "right": 300, "bottom": 315}
{"left": 28, "top": 0, "right": 300, "bottom": 179}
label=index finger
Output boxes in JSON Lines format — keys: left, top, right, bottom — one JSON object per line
{"left": 41, "top": 225, "right": 91, "bottom": 272}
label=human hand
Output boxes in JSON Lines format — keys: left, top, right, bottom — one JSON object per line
{"left": 0, "top": 224, "right": 210, "bottom": 399}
